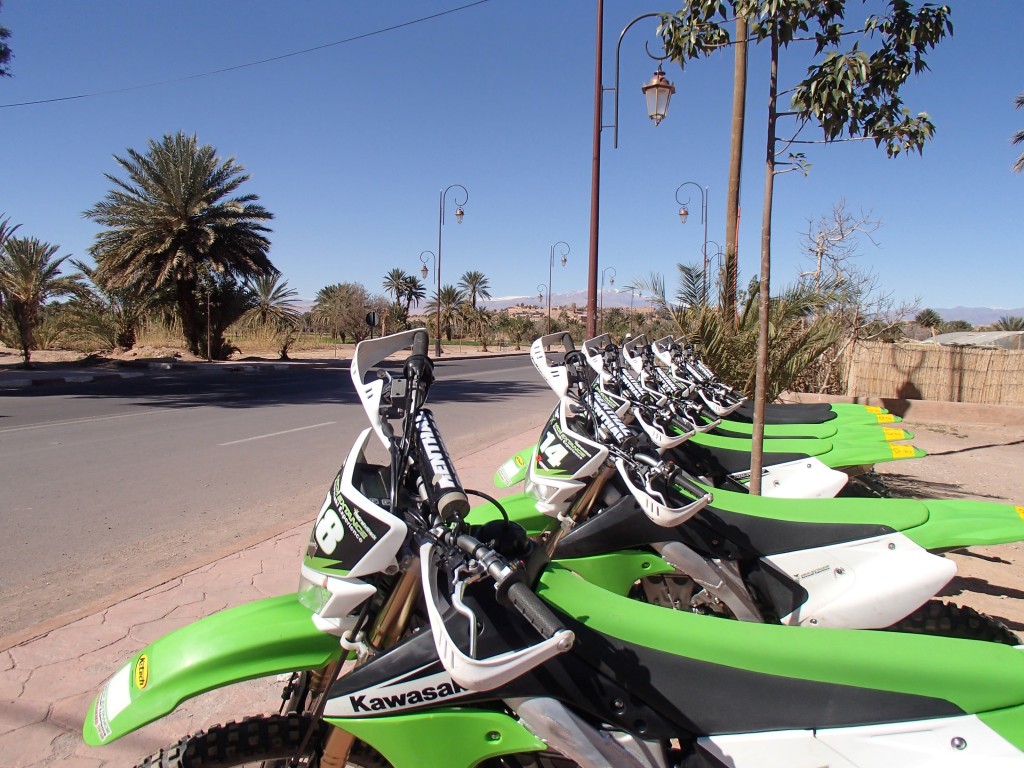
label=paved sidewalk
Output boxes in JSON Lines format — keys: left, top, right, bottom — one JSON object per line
{"left": 0, "top": 419, "right": 544, "bottom": 768}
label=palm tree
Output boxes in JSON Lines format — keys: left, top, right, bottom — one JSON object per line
{"left": 65, "top": 259, "right": 159, "bottom": 351}
{"left": 638, "top": 267, "right": 843, "bottom": 400}
{"left": 914, "top": 308, "right": 943, "bottom": 338}
{"left": 994, "top": 315, "right": 1024, "bottom": 332}
{"left": 0, "top": 236, "right": 80, "bottom": 366}
{"left": 1014, "top": 93, "right": 1024, "bottom": 174}
{"left": 400, "top": 274, "right": 426, "bottom": 313}
{"left": 457, "top": 270, "right": 491, "bottom": 309}
{"left": 83, "top": 132, "right": 276, "bottom": 356}
{"left": 428, "top": 284, "right": 466, "bottom": 341}
{"left": 238, "top": 275, "right": 302, "bottom": 359}
{"left": 383, "top": 269, "right": 411, "bottom": 303}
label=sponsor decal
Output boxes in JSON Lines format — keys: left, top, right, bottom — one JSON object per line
{"left": 889, "top": 444, "right": 916, "bottom": 459}
{"left": 94, "top": 683, "right": 112, "bottom": 741}
{"left": 876, "top": 413, "right": 896, "bottom": 423}
{"left": 882, "top": 427, "right": 906, "bottom": 441}
{"left": 133, "top": 654, "right": 149, "bottom": 690}
{"left": 328, "top": 670, "right": 471, "bottom": 716}
{"left": 797, "top": 565, "right": 831, "bottom": 580}
{"left": 865, "top": 406, "right": 883, "bottom": 414}
{"left": 1015, "top": 506, "right": 1024, "bottom": 521}
{"left": 514, "top": 455, "right": 525, "bottom": 468}
{"left": 418, "top": 415, "right": 458, "bottom": 490}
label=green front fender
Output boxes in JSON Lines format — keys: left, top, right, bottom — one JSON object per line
{"left": 327, "top": 708, "right": 546, "bottom": 768}
{"left": 84, "top": 593, "right": 343, "bottom": 746}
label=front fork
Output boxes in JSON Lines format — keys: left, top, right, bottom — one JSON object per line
{"left": 318, "top": 558, "right": 425, "bottom": 767}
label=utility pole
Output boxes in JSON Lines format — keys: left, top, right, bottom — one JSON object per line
{"left": 724, "top": 14, "right": 748, "bottom": 322}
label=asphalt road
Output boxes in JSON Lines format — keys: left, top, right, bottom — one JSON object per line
{"left": 0, "top": 355, "right": 552, "bottom": 638}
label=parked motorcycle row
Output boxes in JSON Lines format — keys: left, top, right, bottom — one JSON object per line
{"left": 84, "top": 328, "right": 1024, "bottom": 768}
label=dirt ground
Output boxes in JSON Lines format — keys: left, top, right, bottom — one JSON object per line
{"left": 874, "top": 420, "right": 1024, "bottom": 632}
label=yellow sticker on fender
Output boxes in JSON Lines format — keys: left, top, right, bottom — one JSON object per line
{"left": 133, "top": 654, "right": 149, "bottom": 690}
{"left": 882, "top": 427, "right": 906, "bottom": 441}
{"left": 876, "top": 414, "right": 896, "bottom": 423}
{"left": 890, "top": 444, "right": 916, "bottom": 459}
{"left": 865, "top": 406, "right": 882, "bottom": 414}
{"left": 1015, "top": 506, "right": 1024, "bottom": 521}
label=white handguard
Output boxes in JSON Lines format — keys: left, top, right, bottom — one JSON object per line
{"left": 420, "top": 542, "right": 575, "bottom": 691}
{"left": 615, "top": 457, "right": 713, "bottom": 527}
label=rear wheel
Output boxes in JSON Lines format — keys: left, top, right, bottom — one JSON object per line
{"left": 132, "top": 714, "right": 388, "bottom": 768}
{"left": 884, "top": 600, "right": 1021, "bottom": 645}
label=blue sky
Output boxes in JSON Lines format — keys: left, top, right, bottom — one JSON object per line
{"left": 2, "top": 1, "right": 1021, "bottom": 315}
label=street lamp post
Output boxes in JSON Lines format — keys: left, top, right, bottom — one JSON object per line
{"left": 676, "top": 182, "right": 709, "bottom": 296}
{"left": 434, "top": 184, "right": 468, "bottom": 356}
{"left": 587, "top": 8, "right": 677, "bottom": 337}
{"left": 702, "top": 240, "right": 724, "bottom": 303}
{"left": 418, "top": 250, "right": 437, "bottom": 318}
{"left": 547, "top": 241, "right": 570, "bottom": 334}
{"left": 599, "top": 266, "right": 616, "bottom": 334}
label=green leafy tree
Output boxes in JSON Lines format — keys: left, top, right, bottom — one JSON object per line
{"left": 1013, "top": 93, "right": 1024, "bottom": 174}
{"left": 660, "top": 1, "right": 950, "bottom": 491}
{"left": 311, "top": 282, "right": 375, "bottom": 343}
{"left": 0, "top": 235, "right": 80, "bottom": 366}
{"left": 237, "top": 274, "right": 302, "bottom": 359}
{"left": 83, "top": 132, "right": 276, "bottom": 357}
{"left": 457, "top": 270, "right": 491, "bottom": 309}
{"left": 0, "top": 1, "right": 12, "bottom": 78}
{"left": 939, "top": 319, "right": 973, "bottom": 333}
{"left": 495, "top": 311, "right": 537, "bottom": 350}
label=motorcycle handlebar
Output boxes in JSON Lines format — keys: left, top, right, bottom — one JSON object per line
{"left": 453, "top": 534, "right": 567, "bottom": 641}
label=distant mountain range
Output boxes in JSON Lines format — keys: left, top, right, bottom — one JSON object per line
{"left": 296, "top": 292, "right": 1021, "bottom": 328}
{"left": 932, "top": 307, "right": 1024, "bottom": 326}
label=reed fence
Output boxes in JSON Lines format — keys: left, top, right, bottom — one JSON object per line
{"left": 846, "top": 340, "right": 1024, "bottom": 406}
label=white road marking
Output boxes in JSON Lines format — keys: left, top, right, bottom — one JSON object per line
{"left": 219, "top": 421, "right": 336, "bottom": 446}
{"left": 0, "top": 410, "right": 164, "bottom": 435}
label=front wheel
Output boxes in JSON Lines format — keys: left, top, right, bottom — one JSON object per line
{"left": 134, "top": 714, "right": 389, "bottom": 768}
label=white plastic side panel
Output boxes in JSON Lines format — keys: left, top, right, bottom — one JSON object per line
{"left": 700, "top": 715, "right": 1024, "bottom": 767}
{"left": 736, "top": 457, "right": 849, "bottom": 499}
{"left": 768, "top": 532, "right": 957, "bottom": 628}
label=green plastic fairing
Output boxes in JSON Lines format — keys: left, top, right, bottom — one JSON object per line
{"left": 83, "top": 593, "right": 342, "bottom": 746}
{"left": 326, "top": 708, "right": 545, "bottom": 768}
{"left": 537, "top": 564, "right": 1024, "bottom": 715}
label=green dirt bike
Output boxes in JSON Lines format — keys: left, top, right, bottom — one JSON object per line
{"left": 484, "top": 332, "right": 1024, "bottom": 631}
{"left": 84, "top": 330, "right": 1024, "bottom": 768}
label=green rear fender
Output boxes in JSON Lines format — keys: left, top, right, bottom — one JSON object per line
{"left": 903, "top": 499, "right": 1024, "bottom": 551}
{"left": 83, "top": 593, "right": 342, "bottom": 746}
{"left": 327, "top": 708, "right": 545, "bottom": 768}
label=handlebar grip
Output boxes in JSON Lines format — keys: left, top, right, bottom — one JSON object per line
{"left": 506, "top": 581, "right": 566, "bottom": 640}
{"left": 411, "top": 329, "right": 429, "bottom": 357}
{"left": 676, "top": 472, "right": 712, "bottom": 502}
